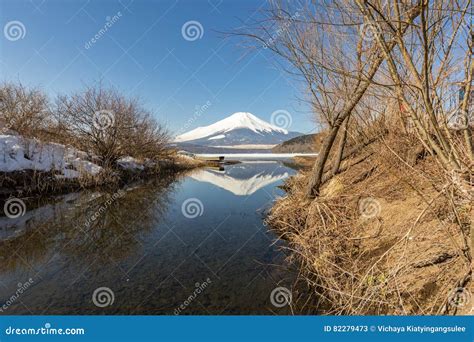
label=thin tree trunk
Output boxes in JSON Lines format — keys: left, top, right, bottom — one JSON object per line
{"left": 462, "top": 56, "right": 473, "bottom": 159}
{"left": 331, "top": 116, "right": 349, "bottom": 175}
{"left": 357, "top": 1, "right": 459, "bottom": 170}
{"left": 304, "top": 3, "right": 423, "bottom": 199}
{"left": 305, "top": 123, "right": 341, "bottom": 198}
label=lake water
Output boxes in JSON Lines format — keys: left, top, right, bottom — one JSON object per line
{"left": 0, "top": 161, "right": 301, "bottom": 314}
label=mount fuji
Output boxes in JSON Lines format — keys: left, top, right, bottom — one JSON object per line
{"left": 174, "top": 112, "right": 302, "bottom": 150}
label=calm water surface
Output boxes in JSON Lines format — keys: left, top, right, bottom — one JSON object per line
{"left": 0, "top": 161, "right": 300, "bottom": 314}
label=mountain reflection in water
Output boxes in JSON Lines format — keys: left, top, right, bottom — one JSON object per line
{"left": 0, "top": 162, "right": 301, "bottom": 314}
{"left": 189, "top": 162, "right": 289, "bottom": 196}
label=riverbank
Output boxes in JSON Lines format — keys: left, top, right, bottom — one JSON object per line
{"left": 0, "top": 160, "right": 298, "bottom": 314}
{"left": 268, "top": 132, "right": 473, "bottom": 315}
{"left": 0, "top": 133, "right": 204, "bottom": 200}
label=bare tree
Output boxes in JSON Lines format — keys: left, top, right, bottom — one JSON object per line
{"left": 243, "top": 0, "right": 424, "bottom": 198}
{"left": 0, "top": 82, "right": 49, "bottom": 138}
{"left": 355, "top": 0, "right": 472, "bottom": 181}
{"left": 53, "top": 84, "right": 169, "bottom": 167}
{"left": 125, "top": 111, "right": 171, "bottom": 160}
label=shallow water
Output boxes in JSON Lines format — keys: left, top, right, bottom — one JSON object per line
{"left": 0, "top": 161, "right": 300, "bottom": 314}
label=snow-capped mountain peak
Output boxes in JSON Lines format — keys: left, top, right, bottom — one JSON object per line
{"left": 223, "top": 112, "right": 288, "bottom": 134}
{"left": 174, "top": 112, "right": 288, "bottom": 143}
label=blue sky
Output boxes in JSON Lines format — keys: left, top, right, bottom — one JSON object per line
{"left": 0, "top": 0, "right": 316, "bottom": 135}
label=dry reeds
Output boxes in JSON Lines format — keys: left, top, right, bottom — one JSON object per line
{"left": 268, "top": 128, "right": 473, "bottom": 315}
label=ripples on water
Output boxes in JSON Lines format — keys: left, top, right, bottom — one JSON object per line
{"left": 0, "top": 161, "right": 301, "bottom": 314}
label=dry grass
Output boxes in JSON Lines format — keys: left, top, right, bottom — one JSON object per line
{"left": 269, "top": 131, "right": 473, "bottom": 315}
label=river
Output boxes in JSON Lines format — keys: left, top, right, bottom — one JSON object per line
{"left": 0, "top": 161, "right": 300, "bottom": 314}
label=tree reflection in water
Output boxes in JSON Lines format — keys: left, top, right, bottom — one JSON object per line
{"left": 0, "top": 163, "right": 303, "bottom": 315}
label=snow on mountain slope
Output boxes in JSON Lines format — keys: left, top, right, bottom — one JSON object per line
{"left": 175, "top": 112, "right": 288, "bottom": 142}
{"left": 190, "top": 169, "right": 288, "bottom": 196}
{"left": 189, "top": 163, "right": 290, "bottom": 195}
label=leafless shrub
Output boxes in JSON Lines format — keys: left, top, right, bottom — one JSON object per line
{"left": 0, "top": 82, "right": 49, "bottom": 138}
{"left": 52, "top": 84, "right": 170, "bottom": 167}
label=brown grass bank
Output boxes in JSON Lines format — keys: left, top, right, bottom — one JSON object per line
{"left": 268, "top": 132, "right": 473, "bottom": 315}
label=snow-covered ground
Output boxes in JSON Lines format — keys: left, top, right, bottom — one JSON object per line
{"left": 117, "top": 156, "right": 145, "bottom": 171}
{"left": 0, "top": 134, "right": 102, "bottom": 179}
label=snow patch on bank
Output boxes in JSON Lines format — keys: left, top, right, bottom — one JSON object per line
{"left": 0, "top": 134, "right": 102, "bottom": 178}
{"left": 117, "top": 156, "right": 145, "bottom": 171}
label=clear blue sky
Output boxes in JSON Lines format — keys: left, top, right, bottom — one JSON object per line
{"left": 0, "top": 0, "right": 316, "bottom": 135}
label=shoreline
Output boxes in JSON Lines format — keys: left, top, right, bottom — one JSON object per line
{"left": 267, "top": 136, "right": 472, "bottom": 315}
{"left": 0, "top": 158, "right": 201, "bottom": 201}
{"left": 195, "top": 153, "right": 319, "bottom": 160}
